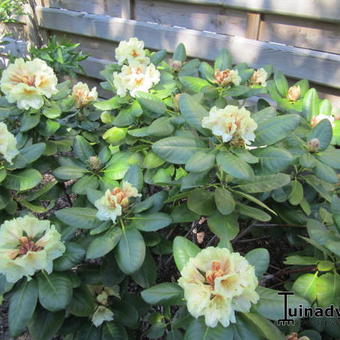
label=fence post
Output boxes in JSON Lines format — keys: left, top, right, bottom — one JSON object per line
{"left": 120, "top": 0, "right": 132, "bottom": 19}
{"left": 245, "top": 12, "right": 261, "bottom": 40}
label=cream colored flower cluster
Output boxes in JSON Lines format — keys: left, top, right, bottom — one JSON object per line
{"left": 0, "top": 58, "right": 58, "bottom": 110}
{"left": 0, "top": 215, "right": 65, "bottom": 283}
{"left": 113, "top": 38, "right": 160, "bottom": 97}
{"left": 178, "top": 247, "right": 259, "bottom": 328}
{"left": 249, "top": 68, "right": 268, "bottom": 87}
{"left": 202, "top": 105, "right": 257, "bottom": 145}
{"left": 0, "top": 122, "right": 19, "bottom": 164}
{"left": 72, "top": 82, "right": 98, "bottom": 108}
{"left": 95, "top": 181, "right": 141, "bottom": 223}
{"left": 214, "top": 69, "right": 241, "bottom": 87}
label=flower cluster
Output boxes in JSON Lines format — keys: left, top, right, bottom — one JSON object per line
{"left": 249, "top": 68, "right": 268, "bottom": 87}
{"left": 0, "top": 215, "right": 65, "bottom": 283}
{"left": 0, "top": 122, "right": 19, "bottom": 164}
{"left": 178, "top": 247, "right": 259, "bottom": 328}
{"left": 95, "top": 181, "right": 141, "bottom": 223}
{"left": 113, "top": 38, "right": 160, "bottom": 97}
{"left": 0, "top": 58, "right": 58, "bottom": 110}
{"left": 72, "top": 82, "right": 98, "bottom": 108}
{"left": 287, "top": 85, "right": 301, "bottom": 101}
{"left": 214, "top": 69, "right": 241, "bottom": 87}
{"left": 90, "top": 286, "right": 116, "bottom": 327}
{"left": 202, "top": 105, "right": 257, "bottom": 145}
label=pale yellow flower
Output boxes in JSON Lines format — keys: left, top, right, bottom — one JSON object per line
{"left": 72, "top": 82, "right": 98, "bottom": 108}
{"left": 113, "top": 63, "right": 160, "bottom": 97}
{"left": 310, "top": 114, "right": 334, "bottom": 128}
{"left": 178, "top": 247, "right": 259, "bottom": 328}
{"left": 214, "top": 69, "right": 241, "bottom": 87}
{"left": 91, "top": 306, "right": 114, "bottom": 327}
{"left": 202, "top": 105, "right": 257, "bottom": 145}
{"left": 287, "top": 85, "right": 301, "bottom": 101}
{"left": 250, "top": 68, "right": 268, "bottom": 87}
{"left": 0, "top": 58, "right": 58, "bottom": 110}
{"left": 115, "top": 37, "right": 148, "bottom": 66}
{"left": 0, "top": 122, "right": 19, "bottom": 164}
{"left": 94, "top": 182, "right": 141, "bottom": 222}
{"left": 0, "top": 215, "right": 65, "bottom": 283}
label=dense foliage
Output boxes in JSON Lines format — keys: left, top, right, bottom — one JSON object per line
{"left": 0, "top": 37, "right": 340, "bottom": 340}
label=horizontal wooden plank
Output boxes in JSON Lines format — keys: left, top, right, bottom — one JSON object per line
{"left": 35, "top": 6, "right": 340, "bottom": 89}
{"left": 166, "top": 0, "right": 340, "bottom": 23}
{"left": 43, "top": 0, "right": 122, "bottom": 17}
{"left": 259, "top": 15, "right": 340, "bottom": 55}
{"left": 135, "top": 0, "right": 247, "bottom": 36}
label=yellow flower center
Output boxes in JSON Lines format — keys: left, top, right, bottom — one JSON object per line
{"left": 131, "top": 49, "right": 140, "bottom": 57}
{"left": 10, "top": 236, "right": 44, "bottom": 259}
{"left": 10, "top": 74, "right": 36, "bottom": 87}
{"left": 205, "top": 261, "right": 227, "bottom": 288}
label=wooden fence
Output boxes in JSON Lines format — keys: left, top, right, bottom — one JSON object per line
{"left": 2, "top": 0, "right": 340, "bottom": 104}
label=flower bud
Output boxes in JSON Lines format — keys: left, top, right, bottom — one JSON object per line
{"left": 287, "top": 85, "right": 301, "bottom": 101}
{"left": 307, "top": 138, "right": 320, "bottom": 152}
{"left": 103, "top": 127, "right": 127, "bottom": 145}
{"left": 169, "top": 59, "right": 183, "bottom": 72}
{"left": 88, "top": 156, "right": 101, "bottom": 171}
{"left": 214, "top": 69, "right": 241, "bottom": 87}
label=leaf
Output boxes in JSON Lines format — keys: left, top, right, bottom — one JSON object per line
{"left": 94, "top": 96, "right": 124, "bottom": 110}
{"left": 115, "top": 228, "right": 146, "bottom": 274}
{"left": 54, "top": 242, "right": 85, "bottom": 271}
{"left": 72, "top": 175, "right": 99, "bottom": 195}
{"left": 147, "top": 117, "right": 175, "bottom": 137}
{"left": 252, "top": 147, "right": 293, "bottom": 173}
{"left": 207, "top": 212, "right": 239, "bottom": 241}
{"left": 237, "top": 174, "right": 291, "bottom": 193}
{"left": 179, "top": 93, "right": 208, "bottom": 132}
{"left": 254, "top": 114, "right": 300, "bottom": 146}
{"left": 173, "top": 236, "right": 200, "bottom": 271}
{"left": 214, "top": 188, "right": 235, "bottom": 215}
{"left": 199, "top": 61, "right": 215, "bottom": 82}
{"left": 141, "top": 283, "right": 183, "bottom": 305}
{"left": 317, "top": 149, "right": 340, "bottom": 169}
{"left": 307, "top": 119, "right": 333, "bottom": 151}
{"left": 316, "top": 272, "right": 340, "bottom": 307}
{"left": 255, "top": 287, "right": 310, "bottom": 320}
{"left": 131, "top": 249, "right": 157, "bottom": 288}
{"left": 274, "top": 70, "right": 289, "bottom": 97}
{"left": 292, "top": 273, "right": 318, "bottom": 303}
{"left": 55, "top": 208, "right": 101, "bottom": 229}
{"left": 102, "top": 322, "right": 128, "bottom": 340}
{"left": 179, "top": 76, "right": 210, "bottom": 93}
{"left": 173, "top": 43, "right": 186, "bottom": 62}
{"left": 214, "top": 48, "right": 232, "bottom": 70}
{"left": 73, "top": 135, "right": 95, "bottom": 162}
{"left": 288, "top": 180, "right": 304, "bottom": 205}
{"left": 68, "top": 285, "right": 95, "bottom": 317}
{"left": 130, "top": 212, "right": 172, "bottom": 232}
{"left": 9, "top": 279, "right": 38, "bottom": 337}
{"left": 13, "top": 143, "right": 46, "bottom": 168}
{"left": 136, "top": 92, "right": 166, "bottom": 114}
{"left": 185, "top": 151, "right": 216, "bottom": 173}
{"left": 86, "top": 228, "right": 122, "bottom": 259}
{"left": 38, "top": 272, "right": 73, "bottom": 312}
{"left": 245, "top": 248, "right": 269, "bottom": 278}
{"left": 53, "top": 165, "right": 87, "bottom": 180}
{"left": 124, "top": 164, "right": 143, "bottom": 191}
{"left": 187, "top": 189, "right": 216, "bottom": 216}
{"left": 303, "top": 88, "right": 320, "bottom": 120}
{"left": 284, "top": 255, "right": 319, "bottom": 266}
{"left": 238, "top": 203, "right": 271, "bottom": 222}
{"left": 28, "top": 308, "right": 64, "bottom": 340}
{"left": 3, "top": 168, "right": 42, "bottom": 191}
{"left": 314, "top": 160, "right": 338, "bottom": 183}
{"left": 216, "top": 152, "right": 254, "bottom": 180}
{"left": 152, "top": 136, "right": 207, "bottom": 165}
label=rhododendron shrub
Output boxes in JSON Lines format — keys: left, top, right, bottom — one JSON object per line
{"left": 0, "top": 39, "right": 339, "bottom": 340}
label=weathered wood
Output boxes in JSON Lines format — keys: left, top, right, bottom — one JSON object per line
{"left": 120, "top": 0, "right": 132, "bottom": 19}
{"left": 166, "top": 0, "right": 340, "bottom": 23}
{"left": 135, "top": 0, "right": 247, "bottom": 36}
{"left": 245, "top": 13, "right": 261, "bottom": 39}
{"left": 35, "top": 6, "right": 340, "bottom": 89}
{"left": 42, "top": 0, "right": 121, "bottom": 17}
{"left": 259, "top": 15, "right": 340, "bottom": 55}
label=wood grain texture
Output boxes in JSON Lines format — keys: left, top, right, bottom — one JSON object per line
{"left": 259, "top": 15, "right": 340, "bottom": 55}
{"left": 165, "top": 0, "right": 340, "bottom": 23}
{"left": 35, "top": 6, "right": 340, "bottom": 89}
{"left": 43, "top": 0, "right": 121, "bottom": 17}
{"left": 246, "top": 13, "right": 261, "bottom": 39}
{"left": 135, "top": 0, "right": 247, "bottom": 36}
